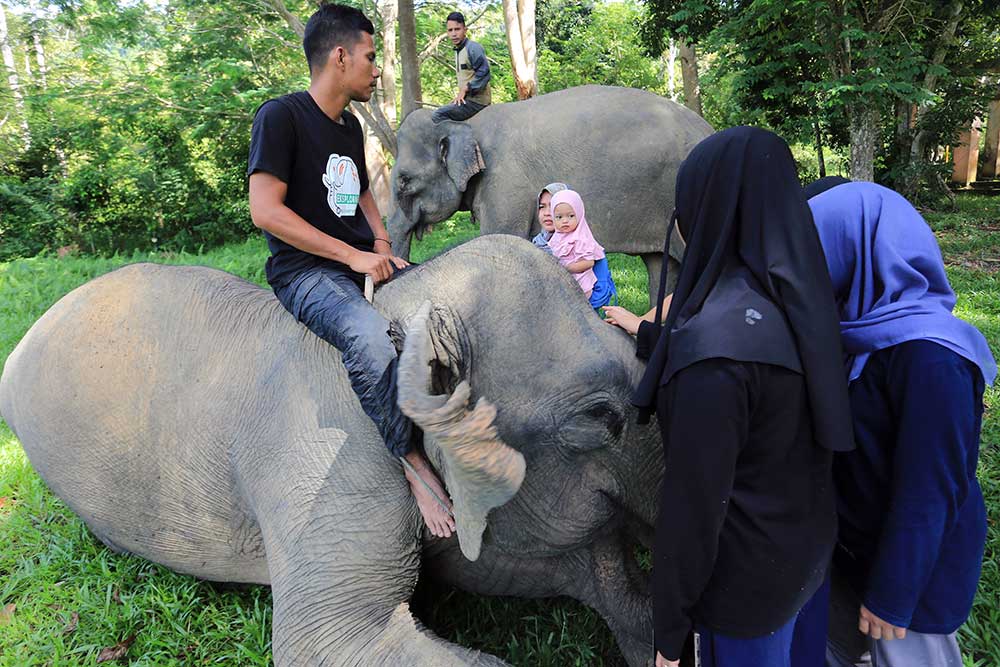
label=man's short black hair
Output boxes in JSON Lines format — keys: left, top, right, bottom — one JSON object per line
{"left": 303, "top": 4, "right": 375, "bottom": 73}
{"left": 446, "top": 11, "right": 466, "bottom": 25}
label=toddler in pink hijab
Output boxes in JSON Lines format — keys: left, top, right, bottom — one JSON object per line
{"left": 548, "top": 189, "right": 605, "bottom": 298}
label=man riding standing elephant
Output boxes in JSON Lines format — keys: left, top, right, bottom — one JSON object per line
{"left": 247, "top": 4, "right": 454, "bottom": 538}
{"left": 432, "top": 11, "right": 492, "bottom": 123}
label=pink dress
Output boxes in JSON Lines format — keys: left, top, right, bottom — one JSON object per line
{"left": 548, "top": 190, "right": 605, "bottom": 293}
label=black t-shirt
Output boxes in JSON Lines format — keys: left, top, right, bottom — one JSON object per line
{"left": 247, "top": 91, "right": 373, "bottom": 287}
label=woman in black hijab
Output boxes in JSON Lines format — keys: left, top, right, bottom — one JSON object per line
{"left": 608, "top": 127, "right": 854, "bottom": 667}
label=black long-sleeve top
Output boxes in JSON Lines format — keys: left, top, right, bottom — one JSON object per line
{"left": 637, "top": 321, "right": 837, "bottom": 661}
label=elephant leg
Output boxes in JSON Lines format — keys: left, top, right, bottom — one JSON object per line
{"left": 234, "top": 429, "right": 509, "bottom": 666}
{"left": 641, "top": 253, "right": 679, "bottom": 310}
{"left": 642, "top": 220, "right": 686, "bottom": 309}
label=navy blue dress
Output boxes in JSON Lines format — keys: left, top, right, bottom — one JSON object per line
{"left": 834, "top": 339, "right": 987, "bottom": 633}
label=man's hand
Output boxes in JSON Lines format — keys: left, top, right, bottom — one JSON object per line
{"left": 373, "top": 238, "right": 408, "bottom": 266}
{"left": 655, "top": 652, "right": 679, "bottom": 667}
{"left": 348, "top": 250, "right": 406, "bottom": 285}
{"left": 455, "top": 85, "right": 467, "bottom": 105}
{"left": 859, "top": 605, "right": 907, "bottom": 641}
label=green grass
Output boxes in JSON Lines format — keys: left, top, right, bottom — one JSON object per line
{"left": 1, "top": 200, "right": 999, "bottom": 665}
{"left": 924, "top": 199, "right": 1000, "bottom": 667}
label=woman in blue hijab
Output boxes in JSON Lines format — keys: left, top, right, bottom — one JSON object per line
{"left": 809, "top": 181, "right": 996, "bottom": 667}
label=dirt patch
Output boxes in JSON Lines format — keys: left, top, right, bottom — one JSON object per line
{"left": 949, "top": 254, "right": 1000, "bottom": 273}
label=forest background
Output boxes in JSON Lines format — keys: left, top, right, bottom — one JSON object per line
{"left": 2, "top": 0, "right": 1000, "bottom": 262}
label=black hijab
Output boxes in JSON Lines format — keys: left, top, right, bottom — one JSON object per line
{"left": 803, "top": 175, "right": 851, "bottom": 200}
{"left": 633, "top": 126, "right": 854, "bottom": 453}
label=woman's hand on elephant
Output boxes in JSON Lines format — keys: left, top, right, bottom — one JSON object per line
{"left": 603, "top": 306, "right": 643, "bottom": 336}
{"left": 655, "top": 651, "right": 679, "bottom": 667}
{"left": 349, "top": 250, "right": 396, "bottom": 284}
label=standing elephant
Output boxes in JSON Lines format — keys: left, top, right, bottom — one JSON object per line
{"left": 0, "top": 235, "right": 663, "bottom": 666}
{"left": 388, "top": 85, "right": 713, "bottom": 302}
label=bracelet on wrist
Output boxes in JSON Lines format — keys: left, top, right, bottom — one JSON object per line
{"left": 374, "top": 237, "right": 392, "bottom": 247}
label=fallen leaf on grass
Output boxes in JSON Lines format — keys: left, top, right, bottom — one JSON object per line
{"left": 61, "top": 611, "right": 79, "bottom": 635}
{"left": 112, "top": 587, "right": 121, "bottom": 605}
{"left": 96, "top": 634, "right": 136, "bottom": 662}
{"left": 176, "top": 644, "right": 198, "bottom": 660}
{"left": 0, "top": 604, "right": 14, "bottom": 625}
{"left": 0, "top": 497, "right": 8, "bottom": 509}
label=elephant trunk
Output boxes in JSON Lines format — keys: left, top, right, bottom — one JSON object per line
{"left": 387, "top": 206, "right": 414, "bottom": 261}
{"left": 397, "top": 302, "right": 526, "bottom": 561}
{"left": 616, "top": 424, "right": 664, "bottom": 548}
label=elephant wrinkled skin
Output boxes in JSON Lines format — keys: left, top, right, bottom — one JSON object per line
{"left": 388, "top": 85, "right": 713, "bottom": 303}
{"left": 0, "top": 236, "right": 663, "bottom": 666}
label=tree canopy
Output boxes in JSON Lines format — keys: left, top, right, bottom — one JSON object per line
{"left": 1, "top": 0, "right": 998, "bottom": 260}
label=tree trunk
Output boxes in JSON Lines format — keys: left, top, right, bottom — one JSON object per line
{"left": 398, "top": 0, "right": 421, "bottom": 119}
{"left": 517, "top": 0, "right": 537, "bottom": 95}
{"left": 502, "top": 0, "right": 537, "bottom": 99}
{"left": 0, "top": 2, "right": 29, "bottom": 149}
{"left": 900, "top": 0, "right": 964, "bottom": 196}
{"left": 814, "top": 121, "right": 826, "bottom": 178}
{"left": 364, "top": 123, "right": 393, "bottom": 212}
{"left": 378, "top": 0, "right": 398, "bottom": 126}
{"left": 32, "top": 25, "right": 47, "bottom": 90}
{"left": 848, "top": 103, "right": 880, "bottom": 182}
{"left": 29, "top": 17, "right": 67, "bottom": 174}
{"left": 665, "top": 38, "right": 678, "bottom": 101}
{"left": 677, "top": 39, "right": 702, "bottom": 117}
{"left": 982, "top": 97, "right": 1000, "bottom": 179}
{"left": 893, "top": 100, "right": 913, "bottom": 172}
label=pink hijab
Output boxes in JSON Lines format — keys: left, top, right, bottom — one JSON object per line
{"left": 548, "top": 190, "right": 605, "bottom": 262}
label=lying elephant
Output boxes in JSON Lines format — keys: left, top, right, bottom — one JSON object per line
{"left": 0, "top": 235, "right": 663, "bottom": 666}
{"left": 388, "top": 85, "right": 713, "bottom": 303}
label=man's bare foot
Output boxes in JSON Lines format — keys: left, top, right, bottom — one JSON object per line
{"left": 403, "top": 451, "right": 456, "bottom": 538}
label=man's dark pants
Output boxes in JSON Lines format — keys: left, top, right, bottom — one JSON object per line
{"left": 431, "top": 100, "right": 487, "bottom": 123}
{"left": 273, "top": 266, "right": 412, "bottom": 457}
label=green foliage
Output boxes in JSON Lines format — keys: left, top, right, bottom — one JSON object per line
{"left": 639, "top": 0, "right": 1000, "bottom": 190}
{"left": 0, "top": 0, "right": 324, "bottom": 260}
{"left": 537, "top": 0, "right": 665, "bottom": 94}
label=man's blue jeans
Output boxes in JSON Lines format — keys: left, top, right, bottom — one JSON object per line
{"left": 273, "top": 267, "right": 412, "bottom": 457}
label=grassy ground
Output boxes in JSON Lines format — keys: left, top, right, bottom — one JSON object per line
{"left": 0, "top": 201, "right": 997, "bottom": 665}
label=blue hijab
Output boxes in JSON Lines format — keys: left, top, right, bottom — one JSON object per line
{"left": 808, "top": 182, "right": 996, "bottom": 385}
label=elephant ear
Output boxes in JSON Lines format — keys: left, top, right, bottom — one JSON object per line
{"left": 397, "top": 302, "right": 525, "bottom": 561}
{"left": 439, "top": 123, "right": 485, "bottom": 192}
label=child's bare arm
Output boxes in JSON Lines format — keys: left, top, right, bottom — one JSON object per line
{"left": 565, "top": 259, "right": 595, "bottom": 273}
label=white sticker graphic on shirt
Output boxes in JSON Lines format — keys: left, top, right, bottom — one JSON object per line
{"left": 322, "top": 154, "right": 361, "bottom": 217}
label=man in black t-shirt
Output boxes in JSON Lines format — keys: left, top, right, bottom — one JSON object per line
{"left": 247, "top": 4, "right": 455, "bottom": 539}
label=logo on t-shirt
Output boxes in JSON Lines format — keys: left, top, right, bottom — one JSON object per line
{"left": 322, "top": 154, "right": 361, "bottom": 218}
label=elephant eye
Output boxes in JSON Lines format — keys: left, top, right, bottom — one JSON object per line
{"left": 557, "top": 393, "right": 626, "bottom": 453}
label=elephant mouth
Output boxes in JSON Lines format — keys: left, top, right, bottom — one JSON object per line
{"left": 413, "top": 221, "right": 434, "bottom": 242}
{"left": 486, "top": 489, "right": 622, "bottom": 558}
